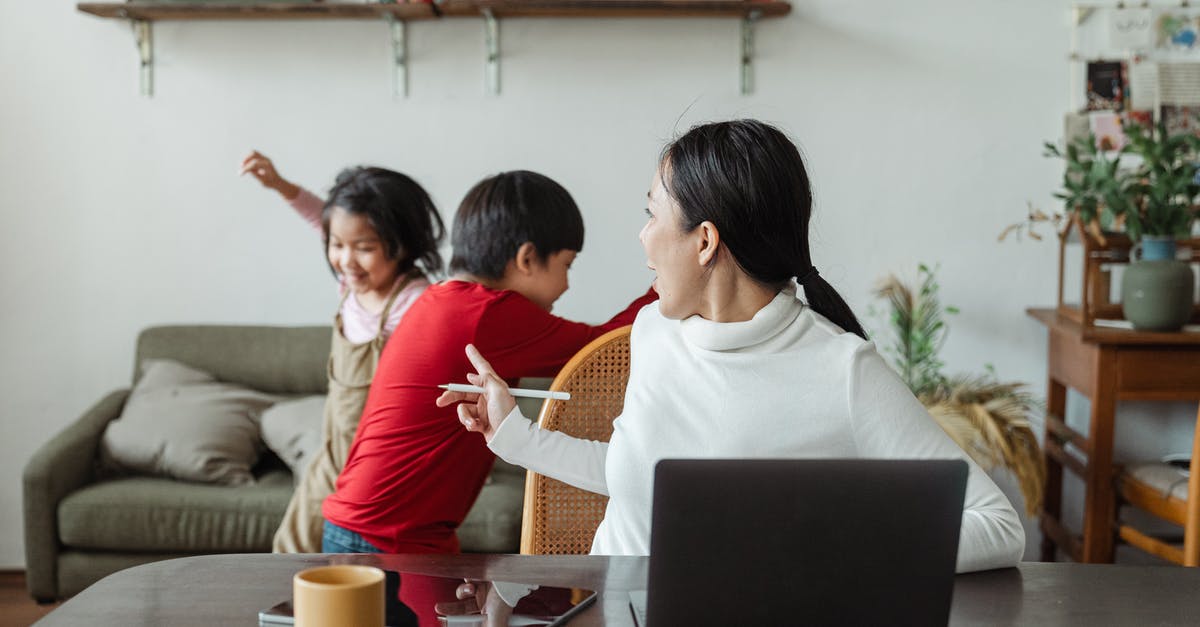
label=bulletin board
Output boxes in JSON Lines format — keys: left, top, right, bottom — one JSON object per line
{"left": 1069, "top": 1, "right": 1200, "bottom": 147}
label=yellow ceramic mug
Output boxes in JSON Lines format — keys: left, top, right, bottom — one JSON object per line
{"left": 293, "top": 565, "right": 385, "bottom": 627}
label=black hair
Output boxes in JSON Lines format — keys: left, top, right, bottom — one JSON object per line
{"left": 322, "top": 166, "right": 445, "bottom": 278}
{"left": 662, "top": 119, "right": 867, "bottom": 340}
{"left": 448, "top": 170, "right": 585, "bottom": 280}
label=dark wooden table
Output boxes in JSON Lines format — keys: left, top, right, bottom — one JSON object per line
{"left": 1027, "top": 308, "right": 1200, "bottom": 563}
{"left": 35, "top": 553, "right": 1200, "bottom": 625}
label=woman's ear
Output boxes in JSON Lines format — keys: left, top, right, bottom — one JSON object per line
{"left": 513, "top": 242, "right": 539, "bottom": 276}
{"left": 696, "top": 221, "right": 721, "bottom": 267}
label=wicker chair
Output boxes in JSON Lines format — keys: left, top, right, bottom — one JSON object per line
{"left": 519, "top": 326, "right": 633, "bottom": 555}
{"left": 1114, "top": 404, "right": 1200, "bottom": 566}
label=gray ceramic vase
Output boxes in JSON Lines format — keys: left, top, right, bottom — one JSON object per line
{"left": 1121, "top": 237, "right": 1195, "bottom": 332}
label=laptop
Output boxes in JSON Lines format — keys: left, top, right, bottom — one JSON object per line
{"left": 629, "top": 458, "right": 968, "bottom": 626}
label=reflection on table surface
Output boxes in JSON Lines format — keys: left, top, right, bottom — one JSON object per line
{"left": 35, "top": 553, "right": 1200, "bottom": 626}
{"left": 394, "top": 571, "right": 591, "bottom": 627}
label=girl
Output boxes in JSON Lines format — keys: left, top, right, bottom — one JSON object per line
{"left": 439, "top": 120, "right": 1025, "bottom": 577}
{"left": 241, "top": 151, "right": 445, "bottom": 553}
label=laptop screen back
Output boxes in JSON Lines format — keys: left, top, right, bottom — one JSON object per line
{"left": 645, "top": 458, "right": 968, "bottom": 626}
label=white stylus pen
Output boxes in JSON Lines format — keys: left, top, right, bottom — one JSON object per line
{"left": 439, "top": 383, "right": 570, "bottom": 401}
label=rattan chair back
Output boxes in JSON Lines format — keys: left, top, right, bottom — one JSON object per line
{"left": 519, "top": 325, "right": 633, "bottom": 555}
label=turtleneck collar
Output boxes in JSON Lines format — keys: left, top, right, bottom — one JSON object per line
{"left": 678, "top": 283, "right": 804, "bottom": 351}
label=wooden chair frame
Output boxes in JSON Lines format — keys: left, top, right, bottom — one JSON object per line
{"left": 1115, "top": 405, "right": 1200, "bottom": 566}
{"left": 519, "top": 326, "right": 632, "bottom": 555}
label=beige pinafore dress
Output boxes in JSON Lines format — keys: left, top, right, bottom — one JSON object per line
{"left": 272, "top": 275, "right": 414, "bottom": 553}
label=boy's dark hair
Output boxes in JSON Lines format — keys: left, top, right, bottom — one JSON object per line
{"left": 449, "top": 170, "right": 584, "bottom": 280}
{"left": 322, "top": 166, "right": 445, "bottom": 277}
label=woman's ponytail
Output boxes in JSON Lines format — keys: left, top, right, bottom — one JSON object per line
{"left": 798, "top": 269, "right": 867, "bottom": 340}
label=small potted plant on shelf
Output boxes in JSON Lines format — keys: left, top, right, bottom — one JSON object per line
{"left": 871, "top": 264, "right": 1044, "bottom": 515}
{"left": 1005, "top": 122, "right": 1199, "bottom": 331}
{"left": 1118, "top": 123, "right": 1199, "bottom": 331}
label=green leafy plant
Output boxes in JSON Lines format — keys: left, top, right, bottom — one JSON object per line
{"left": 1122, "top": 122, "right": 1200, "bottom": 239}
{"left": 1045, "top": 134, "right": 1127, "bottom": 235}
{"left": 873, "top": 265, "right": 1045, "bottom": 515}
{"left": 1002, "top": 122, "right": 1200, "bottom": 243}
{"left": 873, "top": 264, "right": 958, "bottom": 396}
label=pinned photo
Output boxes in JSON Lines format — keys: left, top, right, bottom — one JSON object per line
{"left": 1157, "top": 11, "right": 1199, "bottom": 49}
{"left": 1086, "top": 60, "right": 1127, "bottom": 111}
{"left": 1110, "top": 7, "right": 1154, "bottom": 49}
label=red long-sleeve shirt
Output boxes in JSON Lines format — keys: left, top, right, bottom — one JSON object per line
{"left": 322, "top": 280, "right": 656, "bottom": 553}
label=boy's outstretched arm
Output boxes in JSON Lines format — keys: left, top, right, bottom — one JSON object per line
{"left": 474, "top": 285, "right": 657, "bottom": 380}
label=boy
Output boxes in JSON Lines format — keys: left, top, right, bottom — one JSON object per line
{"left": 322, "top": 170, "right": 656, "bottom": 554}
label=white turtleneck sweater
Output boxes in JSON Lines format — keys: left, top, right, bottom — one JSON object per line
{"left": 487, "top": 285, "right": 1025, "bottom": 573}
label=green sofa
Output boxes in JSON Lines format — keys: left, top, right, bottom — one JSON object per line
{"left": 22, "top": 325, "right": 526, "bottom": 602}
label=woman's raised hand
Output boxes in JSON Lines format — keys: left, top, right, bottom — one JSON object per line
{"left": 436, "top": 344, "right": 517, "bottom": 442}
{"left": 239, "top": 150, "right": 300, "bottom": 200}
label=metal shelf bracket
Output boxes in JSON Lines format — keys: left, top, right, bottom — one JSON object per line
{"left": 740, "top": 9, "right": 761, "bottom": 96}
{"left": 1074, "top": 6, "right": 1096, "bottom": 27}
{"left": 483, "top": 8, "right": 500, "bottom": 95}
{"left": 384, "top": 14, "right": 408, "bottom": 99}
{"left": 132, "top": 19, "right": 153, "bottom": 97}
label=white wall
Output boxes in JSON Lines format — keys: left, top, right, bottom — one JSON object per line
{"left": 1, "top": 0, "right": 1194, "bottom": 568}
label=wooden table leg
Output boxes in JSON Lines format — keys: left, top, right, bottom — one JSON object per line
{"left": 1081, "top": 348, "right": 1118, "bottom": 563}
{"left": 1041, "top": 378, "right": 1067, "bottom": 562}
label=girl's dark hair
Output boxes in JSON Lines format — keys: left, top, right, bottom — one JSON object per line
{"left": 662, "top": 119, "right": 867, "bottom": 340}
{"left": 322, "top": 166, "right": 445, "bottom": 277}
{"left": 449, "top": 170, "right": 584, "bottom": 280}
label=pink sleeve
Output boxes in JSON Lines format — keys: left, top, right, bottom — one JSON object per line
{"left": 288, "top": 187, "right": 325, "bottom": 235}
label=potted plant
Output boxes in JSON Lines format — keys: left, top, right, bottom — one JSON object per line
{"left": 1005, "top": 122, "right": 1198, "bottom": 331}
{"left": 872, "top": 264, "right": 1044, "bottom": 515}
{"left": 1117, "top": 123, "right": 1198, "bottom": 330}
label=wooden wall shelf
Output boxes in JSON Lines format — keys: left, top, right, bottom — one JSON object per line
{"left": 76, "top": 2, "right": 437, "bottom": 20}
{"left": 78, "top": 1, "right": 789, "bottom": 21}
{"left": 439, "top": 0, "right": 789, "bottom": 19}
{"left": 76, "top": 0, "right": 791, "bottom": 97}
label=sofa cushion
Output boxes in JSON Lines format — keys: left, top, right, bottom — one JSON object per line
{"left": 260, "top": 395, "right": 326, "bottom": 482}
{"left": 101, "top": 359, "right": 280, "bottom": 485}
{"left": 135, "top": 325, "right": 330, "bottom": 396}
{"left": 459, "top": 467, "right": 525, "bottom": 553}
{"left": 58, "top": 471, "right": 292, "bottom": 552}
{"left": 1126, "top": 462, "right": 1190, "bottom": 500}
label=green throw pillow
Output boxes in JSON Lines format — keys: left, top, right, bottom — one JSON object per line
{"left": 260, "top": 395, "right": 326, "bottom": 484}
{"left": 101, "top": 359, "right": 280, "bottom": 485}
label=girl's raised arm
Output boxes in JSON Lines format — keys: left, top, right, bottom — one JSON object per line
{"left": 240, "top": 150, "right": 300, "bottom": 200}
{"left": 240, "top": 150, "right": 323, "bottom": 231}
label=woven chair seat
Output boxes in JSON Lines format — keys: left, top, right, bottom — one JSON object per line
{"left": 1115, "top": 406, "right": 1200, "bottom": 566}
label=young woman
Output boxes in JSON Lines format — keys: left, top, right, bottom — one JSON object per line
{"left": 439, "top": 120, "right": 1025, "bottom": 575}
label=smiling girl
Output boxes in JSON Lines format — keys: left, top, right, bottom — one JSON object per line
{"left": 241, "top": 151, "right": 445, "bottom": 553}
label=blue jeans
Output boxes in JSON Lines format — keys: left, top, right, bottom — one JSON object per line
{"left": 322, "top": 520, "right": 383, "bottom": 553}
